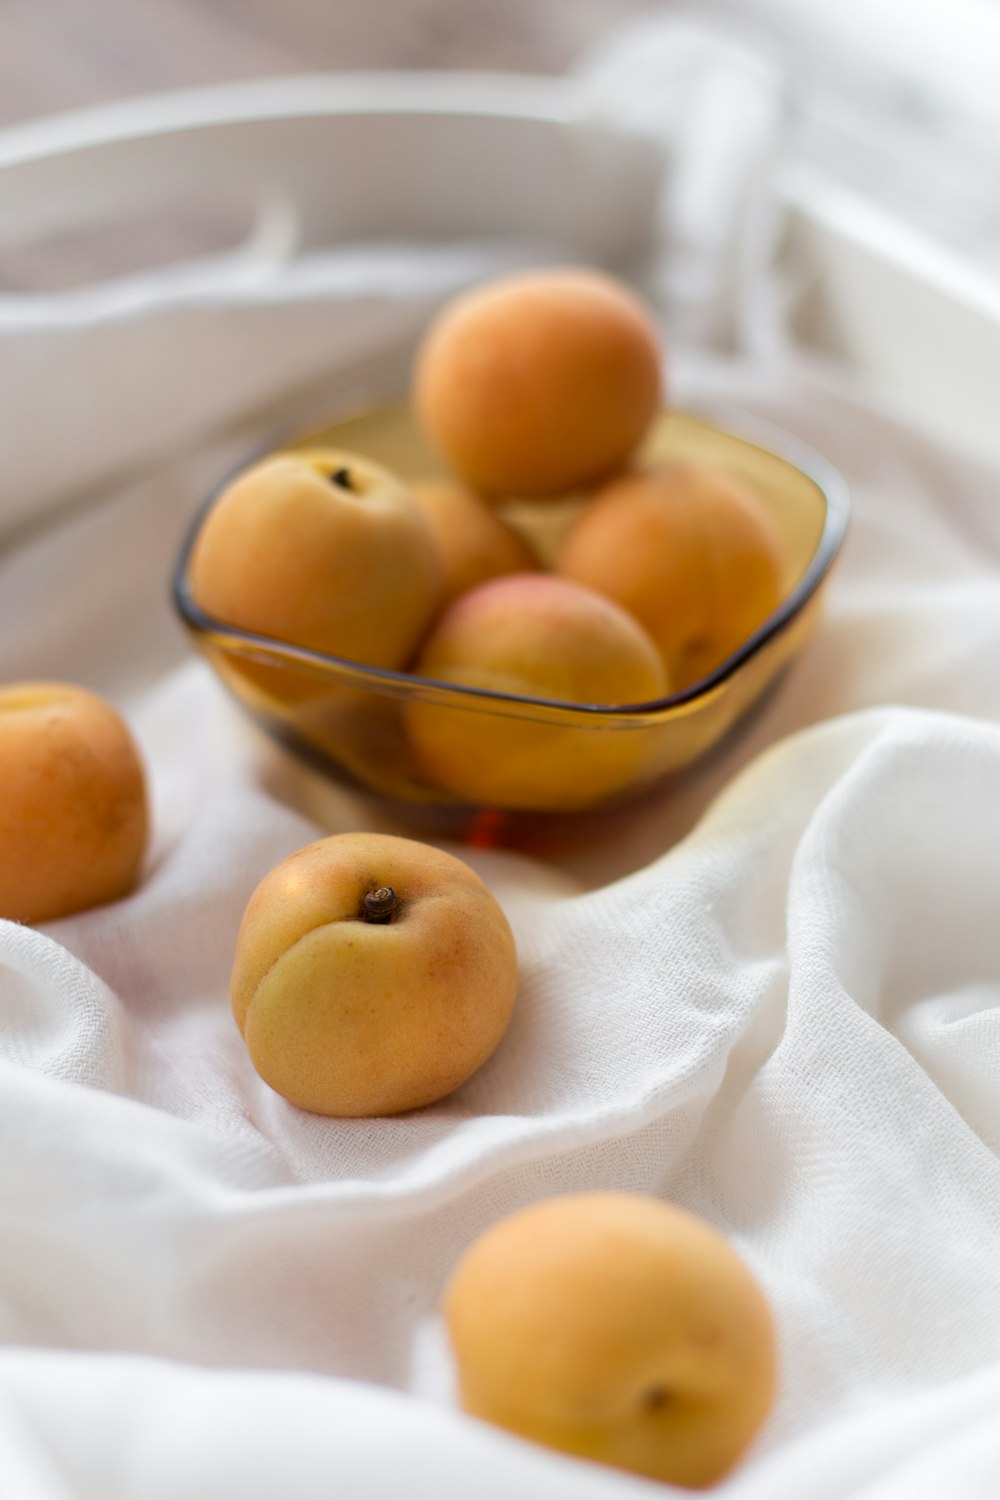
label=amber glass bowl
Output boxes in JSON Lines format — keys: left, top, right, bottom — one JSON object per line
{"left": 172, "top": 402, "right": 848, "bottom": 820}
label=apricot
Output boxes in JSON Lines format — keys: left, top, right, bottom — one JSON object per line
{"left": 231, "top": 832, "right": 517, "bottom": 1116}
{"left": 189, "top": 447, "right": 443, "bottom": 671}
{"left": 445, "top": 1193, "right": 777, "bottom": 1488}
{"left": 0, "top": 682, "right": 148, "bottom": 923}
{"left": 558, "top": 463, "right": 784, "bottom": 690}
{"left": 410, "top": 479, "right": 540, "bottom": 607}
{"left": 406, "top": 574, "right": 669, "bottom": 810}
{"left": 414, "top": 268, "right": 663, "bottom": 498}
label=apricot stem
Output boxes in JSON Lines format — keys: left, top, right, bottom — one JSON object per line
{"left": 330, "top": 467, "right": 354, "bottom": 491}
{"left": 362, "top": 886, "right": 398, "bottom": 923}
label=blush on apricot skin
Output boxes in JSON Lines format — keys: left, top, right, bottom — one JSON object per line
{"left": 405, "top": 572, "right": 670, "bottom": 810}
{"left": 413, "top": 268, "right": 664, "bottom": 499}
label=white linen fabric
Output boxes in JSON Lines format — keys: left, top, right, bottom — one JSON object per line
{"left": 3, "top": 23, "right": 1000, "bottom": 1500}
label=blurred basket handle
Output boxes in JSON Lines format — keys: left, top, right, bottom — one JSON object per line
{"left": 0, "top": 74, "right": 662, "bottom": 298}
{"left": 0, "top": 74, "right": 663, "bottom": 537}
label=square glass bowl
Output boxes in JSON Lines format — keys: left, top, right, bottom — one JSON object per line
{"left": 172, "top": 403, "right": 849, "bottom": 823}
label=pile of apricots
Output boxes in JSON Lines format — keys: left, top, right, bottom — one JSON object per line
{"left": 0, "top": 267, "right": 781, "bottom": 1490}
{"left": 189, "top": 267, "right": 785, "bottom": 810}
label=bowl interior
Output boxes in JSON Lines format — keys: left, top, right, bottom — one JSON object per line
{"left": 283, "top": 401, "right": 845, "bottom": 693}
{"left": 173, "top": 403, "right": 848, "bottom": 815}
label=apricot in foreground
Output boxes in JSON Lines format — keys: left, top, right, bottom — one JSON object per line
{"left": 231, "top": 832, "right": 518, "bottom": 1116}
{"left": 445, "top": 1193, "right": 777, "bottom": 1488}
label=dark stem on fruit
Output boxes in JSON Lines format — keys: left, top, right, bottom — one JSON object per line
{"left": 642, "top": 1385, "right": 671, "bottom": 1413}
{"left": 362, "top": 886, "right": 398, "bottom": 923}
{"left": 330, "top": 467, "right": 354, "bottom": 491}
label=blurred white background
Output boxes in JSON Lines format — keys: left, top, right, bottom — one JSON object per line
{"left": 3, "top": 0, "right": 998, "bottom": 270}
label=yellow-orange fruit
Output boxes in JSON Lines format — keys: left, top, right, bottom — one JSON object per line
{"left": 189, "top": 448, "right": 443, "bottom": 671}
{"left": 0, "top": 682, "right": 148, "bottom": 923}
{"left": 410, "top": 479, "right": 540, "bottom": 607}
{"left": 231, "top": 832, "right": 518, "bottom": 1117}
{"left": 445, "top": 1193, "right": 777, "bottom": 1489}
{"left": 558, "top": 463, "right": 784, "bottom": 689}
{"left": 406, "top": 573, "right": 669, "bottom": 810}
{"left": 414, "top": 268, "right": 663, "bottom": 498}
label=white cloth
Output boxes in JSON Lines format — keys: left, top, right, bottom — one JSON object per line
{"left": 2, "top": 22, "right": 1000, "bottom": 1500}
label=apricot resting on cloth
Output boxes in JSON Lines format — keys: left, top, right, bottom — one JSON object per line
{"left": 231, "top": 832, "right": 518, "bottom": 1116}
{"left": 445, "top": 1193, "right": 777, "bottom": 1489}
{"left": 414, "top": 268, "right": 663, "bottom": 498}
{"left": 0, "top": 682, "right": 148, "bottom": 923}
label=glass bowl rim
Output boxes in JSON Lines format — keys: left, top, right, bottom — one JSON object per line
{"left": 171, "top": 402, "right": 850, "bottom": 722}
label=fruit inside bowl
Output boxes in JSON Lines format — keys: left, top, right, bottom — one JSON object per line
{"left": 171, "top": 269, "right": 849, "bottom": 824}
